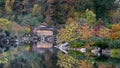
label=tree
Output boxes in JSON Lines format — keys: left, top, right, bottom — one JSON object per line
{"left": 0, "top": 18, "right": 10, "bottom": 30}
{"left": 5, "top": 0, "right": 15, "bottom": 14}
{"left": 85, "top": 9, "right": 96, "bottom": 26}
{"left": 51, "top": 0, "right": 67, "bottom": 25}
{"left": 111, "top": 8, "right": 120, "bottom": 23}
{"left": 93, "top": 0, "right": 115, "bottom": 20}
{"left": 74, "top": 0, "right": 94, "bottom": 12}
{"left": 58, "top": 17, "right": 80, "bottom": 43}
{"left": 17, "top": 14, "right": 40, "bottom": 26}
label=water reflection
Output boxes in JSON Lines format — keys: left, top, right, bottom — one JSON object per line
{"left": 0, "top": 30, "right": 120, "bottom": 68}
{"left": 0, "top": 30, "right": 59, "bottom": 68}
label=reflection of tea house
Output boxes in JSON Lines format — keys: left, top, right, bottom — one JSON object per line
{"left": 32, "top": 24, "right": 56, "bottom": 52}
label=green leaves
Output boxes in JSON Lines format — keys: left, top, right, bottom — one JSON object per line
{"left": 85, "top": 9, "right": 96, "bottom": 26}
{"left": 69, "top": 40, "right": 86, "bottom": 48}
{"left": 93, "top": 0, "right": 115, "bottom": 19}
{"left": 0, "top": 57, "right": 8, "bottom": 64}
{"left": 111, "top": 49, "right": 119, "bottom": 58}
{"left": 0, "top": 52, "right": 11, "bottom": 64}
{"left": 108, "top": 39, "right": 120, "bottom": 48}
{"left": 58, "top": 19, "right": 80, "bottom": 43}
{"left": 0, "top": 18, "right": 10, "bottom": 30}
{"left": 90, "top": 37, "right": 109, "bottom": 48}
{"left": 17, "top": 14, "right": 41, "bottom": 26}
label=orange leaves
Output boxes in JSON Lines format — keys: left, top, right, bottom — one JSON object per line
{"left": 67, "top": 17, "right": 74, "bottom": 24}
{"left": 78, "top": 60, "right": 94, "bottom": 68}
{"left": 111, "top": 24, "right": 120, "bottom": 32}
{"left": 10, "top": 22, "right": 22, "bottom": 33}
{"left": 59, "top": 17, "right": 120, "bottom": 43}
{"left": 98, "top": 63, "right": 114, "bottom": 68}
{"left": 78, "top": 24, "right": 93, "bottom": 40}
{"left": 110, "top": 32, "right": 120, "bottom": 40}
{"left": 109, "top": 24, "right": 120, "bottom": 40}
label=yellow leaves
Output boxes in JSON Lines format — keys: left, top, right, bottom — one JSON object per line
{"left": 85, "top": 9, "right": 96, "bottom": 26}
{"left": 5, "top": 0, "right": 15, "bottom": 14}
{"left": 0, "top": 57, "right": 8, "bottom": 64}
{"left": 58, "top": 18, "right": 80, "bottom": 43}
{"left": 0, "top": 52, "right": 9, "bottom": 64}
{"left": 32, "top": 4, "right": 41, "bottom": 16}
{"left": 24, "top": 26, "right": 31, "bottom": 33}
{"left": 59, "top": 18, "right": 93, "bottom": 42}
{"left": 57, "top": 52, "right": 94, "bottom": 68}
{"left": 0, "top": 18, "right": 10, "bottom": 30}
{"left": 57, "top": 52, "right": 77, "bottom": 68}
{"left": 73, "top": 12, "right": 83, "bottom": 19}
{"left": 24, "top": 45, "right": 30, "bottom": 52}
{"left": 3, "top": 52, "right": 9, "bottom": 57}
{"left": 98, "top": 27, "right": 110, "bottom": 38}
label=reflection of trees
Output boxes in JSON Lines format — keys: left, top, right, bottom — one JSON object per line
{"left": 4, "top": 58, "right": 32, "bottom": 68}
{"left": 57, "top": 48, "right": 119, "bottom": 68}
{"left": 57, "top": 52, "right": 78, "bottom": 68}
{"left": 78, "top": 60, "right": 94, "bottom": 68}
{"left": 3, "top": 51, "right": 44, "bottom": 68}
{"left": 2, "top": 45, "right": 58, "bottom": 68}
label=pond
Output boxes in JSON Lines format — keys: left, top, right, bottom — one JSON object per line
{"left": 0, "top": 32, "right": 120, "bottom": 68}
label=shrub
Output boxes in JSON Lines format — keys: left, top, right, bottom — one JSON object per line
{"left": 108, "top": 39, "right": 120, "bottom": 48}
{"left": 68, "top": 50, "right": 85, "bottom": 60}
{"left": 69, "top": 40, "right": 86, "bottom": 48}
{"left": 17, "top": 14, "right": 41, "bottom": 26}
{"left": 90, "top": 37, "right": 109, "bottom": 48}
{"left": 85, "top": 9, "right": 96, "bottom": 26}
{"left": 111, "top": 49, "right": 119, "bottom": 58}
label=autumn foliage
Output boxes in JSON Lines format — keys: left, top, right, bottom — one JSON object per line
{"left": 78, "top": 60, "right": 94, "bottom": 68}
{"left": 58, "top": 17, "right": 80, "bottom": 43}
{"left": 109, "top": 24, "right": 120, "bottom": 40}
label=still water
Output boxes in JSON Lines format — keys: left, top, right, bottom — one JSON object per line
{"left": 0, "top": 32, "right": 120, "bottom": 68}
